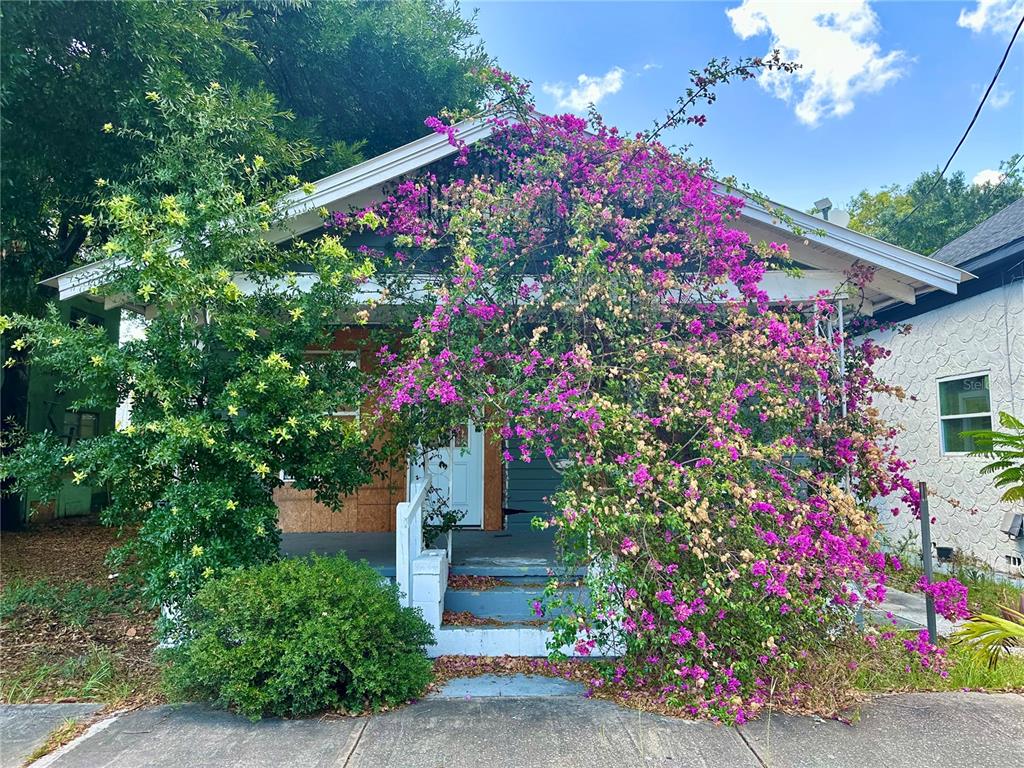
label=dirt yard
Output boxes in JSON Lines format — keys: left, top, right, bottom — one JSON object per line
{"left": 0, "top": 517, "right": 161, "bottom": 705}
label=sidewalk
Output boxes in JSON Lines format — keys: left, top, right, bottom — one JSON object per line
{"left": 3, "top": 690, "right": 1021, "bottom": 768}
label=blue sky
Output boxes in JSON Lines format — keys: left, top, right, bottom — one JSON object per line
{"left": 464, "top": 1, "right": 1024, "bottom": 210}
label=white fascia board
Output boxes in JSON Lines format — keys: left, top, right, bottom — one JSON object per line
{"left": 273, "top": 116, "right": 495, "bottom": 235}
{"left": 752, "top": 270, "right": 874, "bottom": 315}
{"left": 42, "top": 257, "right": 127, "bottom": 302}
{"left": 718, "top": 183, "right": 972, "bottom": 294}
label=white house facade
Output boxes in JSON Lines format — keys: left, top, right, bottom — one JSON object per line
{"left": 870, "top": 198, "right": 1024, "bottom": 574}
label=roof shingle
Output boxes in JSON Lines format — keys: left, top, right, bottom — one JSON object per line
{"left": 928, "top": 197, "right": 1024, "bottom": 266}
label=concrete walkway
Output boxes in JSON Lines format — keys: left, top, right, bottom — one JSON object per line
{"left": 3, "top": 691, "right": 1020, "bottom": 767}
{"left": 0, "top": 704, "right": 101, "bottom": 768}
{"left": 871, "top": 587, "right": 961, "bottom": 636}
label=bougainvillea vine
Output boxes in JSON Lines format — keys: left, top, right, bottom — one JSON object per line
{"left": 329, "top": 62, "right": 943, "bottom": 722}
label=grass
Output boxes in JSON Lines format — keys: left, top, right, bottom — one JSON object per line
{"left": 775, "top": 628, "right": 1024, "bottom": 719}
{"left": 0, "top": 578, "right": 137, "bottom": 627}
{"left": 0, "top": 646, "right": 144, "bottom": 705}
{"left": 853, "top": 638, "right": 1024, "bottom": 693}
{"left": 22, "top": 717, "right": 83, "bottom": 765}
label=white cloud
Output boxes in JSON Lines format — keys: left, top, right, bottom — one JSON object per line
{"left": 972, "top": 168, "right": 1006, "bottom": 185}
{"left": 989, "top": 82, "right": 1014, "bottom": 109}
{"left": 542, "top": 67, "right": 625, "bottom": 112}
{"left": 642, "top": 63, "right": 663, "bottom": 71}
{"left": 726, "top": 1, "right": 908, "bottom": 126}
{"left": 958, "top": 0, "right": 1024, "bottom": 34}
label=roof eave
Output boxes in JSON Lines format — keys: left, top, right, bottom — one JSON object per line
{"left": 715, "top": 182, "right": 973, "bottom": 295}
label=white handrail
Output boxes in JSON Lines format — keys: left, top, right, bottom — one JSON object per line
{"left": 396, "top": 470, "right": 430, "bottom": 607}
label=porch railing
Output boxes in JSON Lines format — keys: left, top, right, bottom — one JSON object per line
{"left": 395, "top": 464, "right": 430, "bottom": 608}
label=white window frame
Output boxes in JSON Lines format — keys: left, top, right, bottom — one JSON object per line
{"left": 281, "top": 349, "right": 362, "bottom": 483}
{"left": 936, "top": 371, "right": 992, "bottom": 457}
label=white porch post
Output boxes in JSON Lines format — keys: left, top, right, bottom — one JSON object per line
{"left": 395, "top": 497, "right": 413, "bottom": 608}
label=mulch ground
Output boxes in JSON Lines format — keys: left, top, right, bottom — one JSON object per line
{"left": 1, "top": 516, "right": 129, "bottom": 587}
{"left": 0, "top": 517, "right": 161, "bottom": 705}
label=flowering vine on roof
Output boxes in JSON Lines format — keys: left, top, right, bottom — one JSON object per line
{"left": 329, "top": 60, "right": 953, "bottom": 722}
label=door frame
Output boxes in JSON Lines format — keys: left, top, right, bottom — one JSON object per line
{"left": 413, "top": 419, "right": 485, "bottom": 529}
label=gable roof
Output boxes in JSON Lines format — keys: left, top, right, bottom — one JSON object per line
{"left": 928, "top": 197, "right": 1024, "bottom": 270}
{"left": 42, "top": 116, "right": 971, "bottom": 311}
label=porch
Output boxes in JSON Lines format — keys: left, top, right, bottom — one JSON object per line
{"left": 280, "top": 517, "right": 562, "bottom": 579}
{"left": 280, "top": 513, "right": 595, "bottom": 658}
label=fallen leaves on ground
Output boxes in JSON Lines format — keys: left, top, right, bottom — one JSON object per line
{"left": 446, "top": 574, "right": 512, "bottom": 591}
{"left": 0, "top": 516, "right": 162, "bottom": 706}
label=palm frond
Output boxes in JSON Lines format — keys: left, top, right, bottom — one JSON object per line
{"left": 953, "top": 605, "right": 1024, "bottom": 669}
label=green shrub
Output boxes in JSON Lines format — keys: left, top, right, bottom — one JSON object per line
{"left": 162, "top": 555, "right": 434, "bottom": 719}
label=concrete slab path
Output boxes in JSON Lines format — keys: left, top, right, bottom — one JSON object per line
{"left": 871, "top": 587, "right": 960, "bottom": 636}
{"left": 738, "top": 692, "right": 1024, "bottom": 768}
{"left": 8, "top": 691, "right": 1021, "bottom": 767}
{"left": 430, "top": 673, "right": 586, "bottom": 699}
{"left": 0, "top": 704, "right": 101, "bottom": 768}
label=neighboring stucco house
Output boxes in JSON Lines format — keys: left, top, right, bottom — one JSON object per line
{"left": 869, "top": 198, "right": 1024, "bottom": 575}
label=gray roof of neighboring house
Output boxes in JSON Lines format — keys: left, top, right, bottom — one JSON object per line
{"left": 928, "top": 196, "right": 1024, "bottom": 267}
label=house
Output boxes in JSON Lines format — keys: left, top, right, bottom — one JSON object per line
{"left": 0, "top": 297, "right": 120, "bottom": 528}
{"left": 869, "top": 198, "right": 1024, "bottom": 575}
{"left": 41, "top": 117, "right": 972, "bottom": 653}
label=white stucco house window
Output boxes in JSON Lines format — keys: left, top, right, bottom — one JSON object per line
{"left": 937, "top": 373, "right": 992, "bottom": 455}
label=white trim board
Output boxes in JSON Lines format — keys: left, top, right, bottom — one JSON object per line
{"left": 42, "top": 115, "right": 971, "bottom": 306}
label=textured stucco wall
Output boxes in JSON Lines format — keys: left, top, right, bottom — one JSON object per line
{"left": 870, "top": 282, "right": 1024, "bottom": 573}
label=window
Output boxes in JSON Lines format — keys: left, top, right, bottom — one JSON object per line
{"left": 281, "top": 349, "right": 361, "bottom": 483}
{"left": 63, "top": 410, "right": 99, "bottom": 446}
{"left": 938, "top": 374, "right": 992, "bottom": 454}
{"left": 302, "top": 349, "right": 361, "bottom": 419}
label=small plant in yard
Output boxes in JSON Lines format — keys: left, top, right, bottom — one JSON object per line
{"left": 954, "top": 603, "right": 1024, "bottom": 669}
{"left": 23, "top": 718, "right": 83, "bottom": 764}
{"left": 162, "top": 554, "right": 434, "bottom": 720}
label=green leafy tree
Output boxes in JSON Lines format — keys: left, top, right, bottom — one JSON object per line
{"left": 1, "top": 85, "right": 374, "bottom": 619}
{"left": 0, "top": 0, "right": 250, "bottom": 317}
{"left": 847, "top": 155, "right": 1024, "bottom": 255}
{"left": 226, "top": 0, "right": 491, "bottom": 176}
{"left": 0, "top": 0, "right": 489, "bottom": 529}
{"left": 0, "top": 0, "right": 489, "bottom": 317}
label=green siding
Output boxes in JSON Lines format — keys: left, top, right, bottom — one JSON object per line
{"left": 504, "top": 441, "right": 561, "bottom": 515}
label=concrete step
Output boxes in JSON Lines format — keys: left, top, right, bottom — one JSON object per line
{"left": 444, "top": 585, "right": 587, "bottom": 622}
{"left": 448, "top": 561, "right": 564, "bottom": 578}
{"left": 429, "top": 673, "right": 585, "bottom": 698}
{"left": 429, "top": 625, "right": 555, "bottom": 657}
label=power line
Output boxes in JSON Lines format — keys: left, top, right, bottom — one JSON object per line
{"left": 891, "top": 12, "right": 1024, "bottom": 235}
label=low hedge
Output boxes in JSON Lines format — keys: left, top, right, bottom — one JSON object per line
{"left": 163, "top": 554, "right": 434, "bottom": 719}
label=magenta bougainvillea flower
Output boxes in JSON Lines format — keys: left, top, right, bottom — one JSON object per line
{"left": 917, "top": 576, "right": 971, "bottom": 622}
{"left": 327, "top": 65, "right": 941, "bottom": 722}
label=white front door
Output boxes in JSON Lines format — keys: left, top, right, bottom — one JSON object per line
{"left": 424, "top": 420, "right": 484, "bottom": 527}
